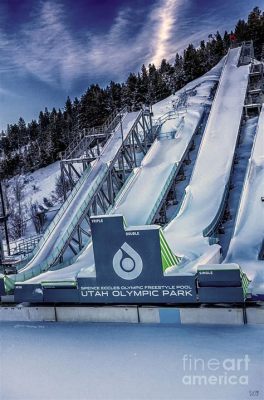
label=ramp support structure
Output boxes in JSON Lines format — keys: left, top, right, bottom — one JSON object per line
{"left": 48, "top": 110, "right": 154, "bottom": 266}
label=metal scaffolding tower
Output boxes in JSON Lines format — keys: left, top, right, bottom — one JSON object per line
{"left": 44, "top": 108, "right": 154, "bottom": 265}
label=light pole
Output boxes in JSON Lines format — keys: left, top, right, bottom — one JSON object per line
{"left": 0, "top": 180, "right": 10, "bottom": 257}
{"left": 120, "top": 112, "right": 124, "bottom": 145}
{"left": 119, "top": 111, "right": 125, "bottom": 182}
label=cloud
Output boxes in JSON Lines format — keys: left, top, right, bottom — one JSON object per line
{"left": 0, "top": 87, "right": 18, "bottom": 97}
{"left": 1, "top": 0, "right": 200, "bottom": 88}
{"left": 12, "top": 2, "right": 84, "bottom": 85}
{"left": 0, "top": 2, "right": 83, "bottom": 86}
{"left": 149, "top": 0, "right": 183, "bottom": 65}
{"left": 0, "top": 0, "right": 197, "bottom": 88}
{"left": 1, "top": 0, "right": 260, "bottom": 90}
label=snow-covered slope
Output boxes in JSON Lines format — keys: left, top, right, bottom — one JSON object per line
{"left": 164, "top": 47, "right": 250, "bottom": 266}
{"left": 225, "top": 105, "right": 264, "bottom": 295}
{"left": 8, "top": 161, "right": 60, "bottom": 205}
{"left": 6, "top": 161, "right": 61, "bottom": 238}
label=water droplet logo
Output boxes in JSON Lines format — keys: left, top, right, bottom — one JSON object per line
{"left": 112, "top": 242, "right": 143, "bottom": 280}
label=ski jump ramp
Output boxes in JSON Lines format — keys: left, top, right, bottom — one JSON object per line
{"left": 164, "top": 47, "right": 250, "bottom": 269}
{"left": 11, "top": 111, "right": 141, "bottom": 282}
{"left": 225, "top": 106, "right": 264, "bottom": 300}
{"left": 7, "top": 57, "right": 222, "bottom": 292}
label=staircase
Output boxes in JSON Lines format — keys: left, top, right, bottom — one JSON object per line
{"left": 60, "top": 108, "right": 127, "bottom": 161}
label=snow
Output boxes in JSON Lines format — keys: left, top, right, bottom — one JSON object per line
{"left": 113, "top": 63, "right": 221, "bottom": 228}
{"left": 151, "top": 57, "right": 226, "bottom": 119}
{"left": 113, "top": 58, "right": 225, "bottom": 228}
{"left": 5, "top": 161, "right": 61, "bottom": 239}
{"left": 22, "top": 55, "right": 224, "bottom": 285}
{"left": 0, "top": 322, "right": 263, "bottom": 400}
{"left": 14, "top": 161, "right": 61, "bottom": 207}
{"left": 164, "top": 47, "right": 250, "bottom": 265}
{"left": 114, "top": 111, "right": 199, "bottom": 226}
{"left": 225, "top": 106, "right": 264, "bottom": 293}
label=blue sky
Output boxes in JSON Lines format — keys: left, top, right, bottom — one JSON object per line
{"left": 0, "top": 0, "right": 261, "bottom": 130}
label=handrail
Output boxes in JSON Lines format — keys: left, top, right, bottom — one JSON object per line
{"left": 65, "top": 135, "right": 98, "bottom": 161}
{"left": 60, "top": 106, "right": 128, "bottom": 160}
{"left": 238, "top": 41, "right": 254, "bottom": 66}
{"left": 153, "top": 110, "right": 178, "bottom": 126}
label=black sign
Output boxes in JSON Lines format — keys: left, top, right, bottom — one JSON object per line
{"left": 77, "top": 215, "right": 197, "bottom": 304}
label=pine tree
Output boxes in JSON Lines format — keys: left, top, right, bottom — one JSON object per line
{"left": 183, "top": 44, "right": 201, "bottom": 82}
{"left": 197, "top": 41, "right": 209, "bottom": 76}
{"left": 38, "top": 108, "right": 50, "bottom": 133}
{"left": 159, "top": 59, "right": 174, "bottom": 92}
{"left": 122, "top": 73, "right": 139, "bottom": 110}
{"left": 140, "top": 65, "right": 149, "bottom": 102}
{"left": 223, "top": 31, "right": 231, "bottom": 51}
{"left": 173, "top": 54, "right": 185, "bottom": 92}
{"left": 235, "top": 20, "right": 249, "bottom": 43}
{"left": 79, "top": 84, "right": 109, "bottom": 129}
{"left": 28, "top": 120, "right": 39, "bottom": 142}
{"left": 214, "top": 32, "right": 225, "bottom": 60}
{"left": 18, "top": 117, "right": 27, "bottom": 147}
{"left": 247, "top": 7, "right": 263, "bottom": 57}
{"left": 106, "top": 81, "right": 122, "bottom": 112}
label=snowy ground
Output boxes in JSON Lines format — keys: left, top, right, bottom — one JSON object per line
{"left": 4, "top": 161, "right": 61, "bottom": 240}
{"left": 8, "top": 161, "right": 61, "bottom": 208}
{"left": 0, "top": 322, "right": 263, "bottom": 400}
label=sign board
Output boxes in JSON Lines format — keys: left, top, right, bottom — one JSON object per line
{"left": 77, "top": 215, "right": 197, "bottom": 304}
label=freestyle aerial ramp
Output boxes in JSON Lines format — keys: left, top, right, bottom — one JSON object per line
{"left": 112, "top": 111, "right": 201, "bottom": 226}
{"left": 225, "top": 106, "right": 264, "bottom": 299}
{"left": 163, "top": 47, "right": 250, "bottom": 266}
{"left": 9, "top": 111, "right": 143, "bottom": 283}
{"left": 14, "top": 110, "right": 205, "bottom": 289}
{"left": 8, "top": 62, "right": 222, "bottom": 295}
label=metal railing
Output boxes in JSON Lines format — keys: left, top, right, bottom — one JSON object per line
{"left": 16, "top": 235, "right": 43, "bottom": 256}
{"left": 225, "top": 105, "right": 263, "bottom": 249}
{"left": 153, "top": 110, "right": 178, "bottom": 127}
{"left": 238, "top": 41, "right": 254, "bottom": 66}
{"left": 60, "top": 107, "right": 128, "bottom": 160}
